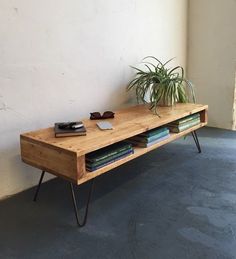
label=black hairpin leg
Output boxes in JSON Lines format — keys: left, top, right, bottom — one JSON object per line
{"left": 191, "top": 130, "right": 201, "bottom": 153}
{"left": 70, "top": 179, "right": 95, "bottom": 227}
{"left": 33, "top": 170, "right": 45, "bottom": 202}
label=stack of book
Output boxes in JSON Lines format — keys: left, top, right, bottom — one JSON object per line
{"left": 54, "top": 121, "right": 86, "bottom": 137}
{"left": 86, "top": 141, "right": 134, "bottom": 172}
{"left": 167, "top": 113, "right": 200, "bottom": 133}
{"left": 126, "top": 127, "right": 170, "bottom": 148}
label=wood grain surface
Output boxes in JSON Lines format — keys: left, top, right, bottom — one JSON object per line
{"left": 20, "top": 103, "right": 208, "bottom": 184}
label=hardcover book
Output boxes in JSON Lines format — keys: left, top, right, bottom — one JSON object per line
{"left": 139, "top": 127, "right": 169, "bottom": 138}
{"left": 54, "top": 122, "right": 86, "bottom": 137}
{"left": 86, "top": 142, "right": 133, "bottom": 163}
{"left": 86, "top": 148, "right": 133, "bottom": 168}
{"left": 169, "top": 113, "right": 200, "bottom": 126}
{"left": 86, "top": 149, "right": 134, "bottom": 172}
{"left": 168, "top": 118, "right": 201, "bottom": 133}
{"left": 126, "top": 134, "right": 170, "bottom": 148}
{"left": 130, "top": 129, "right": 170, "bottom": 143}
{"left": 168, "top": 117, "right": 200, "bottom": 128}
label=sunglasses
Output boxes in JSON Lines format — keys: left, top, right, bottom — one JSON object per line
{"left": 90, "top": 111, "right": 115, "bottom": 120}
{"left": 58, "top": 122, "right": 83, "bottom": 130}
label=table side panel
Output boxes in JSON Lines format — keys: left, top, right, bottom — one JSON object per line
{"left": 77, "top": 155, "right": 86, "bottom": 179}
{"left": 20, "top": 136, "right": 80, "bottom": 182}
{"left": 200, "top": 108, "right": 208, "bottom": 123}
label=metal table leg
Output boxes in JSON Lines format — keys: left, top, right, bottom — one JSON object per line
{"left": 69, "top": 179, "right": 95, "bottom": 227}
{"left": 191, "top": 130, "right": 201, "bottom": 153}
{"left": 33, "top": 170, "right": 45, "bottom": 202}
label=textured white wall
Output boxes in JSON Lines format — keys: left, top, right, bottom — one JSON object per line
{"left": 188, "top": 0, "right": 236, "bottom": 129}
{"left": 0, "top": 0, "right": 188, "bottom": 199}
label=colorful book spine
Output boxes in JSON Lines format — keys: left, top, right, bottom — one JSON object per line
{"left": 168, "top": 117, "right": 200, "bottom": 129}
{"left": 86, "top": 148, "right": 133, "bottom": 168}
{"left": 139, "top": 127, "right": 169, "bottom": 138}
{"left": 86, "top": 150, "right": 134, "bottom": 172}
{"left": 168, "top": 118, "right": 200, "bottom": 133}
{"left": 170, "top": 113, "right": 200, "bottom": 126}
{"left": 86, "top": 143, "right": 132, "bottom": 163}
{"left": 127, "top": 134, "right": 170, "bottom": 148}
{"left": 130, "top": 129, "right": 170, "bottom": 143}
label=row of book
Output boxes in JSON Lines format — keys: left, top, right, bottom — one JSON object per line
{"left": 86, "top": 142, "right": 134, "bottom": 172}
{"left": 120, "top": 113, "right": 200, "bottom": 149}
{"left": 126, "top": 127, "right": 170, "bottom": 148}
{"left": 167, "top": 113, "right": 201, "bottom": 133}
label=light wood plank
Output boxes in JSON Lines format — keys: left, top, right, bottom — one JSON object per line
{"left": 20, "top": 138, "right": 79, "bottom": 182}
{"left": 21, "top": 103, "right": 208, "bottom": 156}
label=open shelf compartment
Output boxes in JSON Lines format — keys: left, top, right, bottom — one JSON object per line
{"left": 79, "top": 110, "right": 207, "bottom": 185}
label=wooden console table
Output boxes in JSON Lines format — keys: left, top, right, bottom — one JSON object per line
{"left": 20, "top": 103, "right": 208, "bottom": 226}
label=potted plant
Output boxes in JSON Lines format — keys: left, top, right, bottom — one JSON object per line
{"left": 127, "top": 56, "right": 195, "bottom": 114}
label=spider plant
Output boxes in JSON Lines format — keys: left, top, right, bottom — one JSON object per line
{"left": 127, "top": 56, "right": 195, "bottom": 114}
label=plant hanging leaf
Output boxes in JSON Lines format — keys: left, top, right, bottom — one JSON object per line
{"left": 127, "top": 57, "right": 195, "bottom": 114}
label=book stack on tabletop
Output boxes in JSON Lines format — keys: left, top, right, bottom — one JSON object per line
{"left": 54, "top": 121, "right": 86, "bottom": 137}
{"left": 126, "top": 127, "right": 170, "bottom": 148}
{"left": 86, "top": 142, "right": 134, "bottom": 172}
{"left": 167, "top": 113, "right": 200, "bottom": 133}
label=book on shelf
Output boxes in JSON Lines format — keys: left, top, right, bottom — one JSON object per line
{"left": 126, "top": 134, "right": 170, "bottom": 148}
{"left": 139, "top": 127, "right": 169, "bottom": 138}
{"left": 54, "top": 121, "right": 86, "bottom": 137}
{"left": 86, "top": 141, "right": 133, "bottom": 163}
{"left": 169, "top": 113, "right": 200, "bottom": 126}
{"left": 130, "top": 129, "right": 170, "bottom": 143}
{"left": 86, "top": 149, "right": 134, "bottom": 172}
{"left": 86, "top": 148, "right": 133, "bottom": 168}
{"left": 168, "top": 116, "right": 200, "bottom": 129}
{"left": 168, "top": 117, "right": 201, "bottom": 133}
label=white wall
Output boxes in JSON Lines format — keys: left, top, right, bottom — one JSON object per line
{"left": 188, "top": 0, "right": 236, "bottom": 129}
{"left": 0, "top": 0, "right": 188, "bottom": 199}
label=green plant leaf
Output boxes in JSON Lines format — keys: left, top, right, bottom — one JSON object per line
{"left": 143, "top": 56, "right": 163, "bottom": 67}
{"left": 127, "top": 56, "right": 195, "bottom": 111}
{"left": 163, "top": 57, "right": 176, "bottom": 67}
{"left": 130, "top": 66, "right": 145, "bottom": 74}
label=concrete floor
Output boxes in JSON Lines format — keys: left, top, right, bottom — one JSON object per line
{"left": 1, "top": 127, "right": 236, "bottom": 259}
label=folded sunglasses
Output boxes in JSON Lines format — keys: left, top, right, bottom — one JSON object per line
{"left": 58, "top": 122, "right": 83, "bottom": 130}
{"left": 90, "top": 111, "right": 115, "bottom": 120}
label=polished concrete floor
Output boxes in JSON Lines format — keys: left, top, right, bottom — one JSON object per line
{"left": 1, "top": 127, "right": 236, "bottom": 259}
